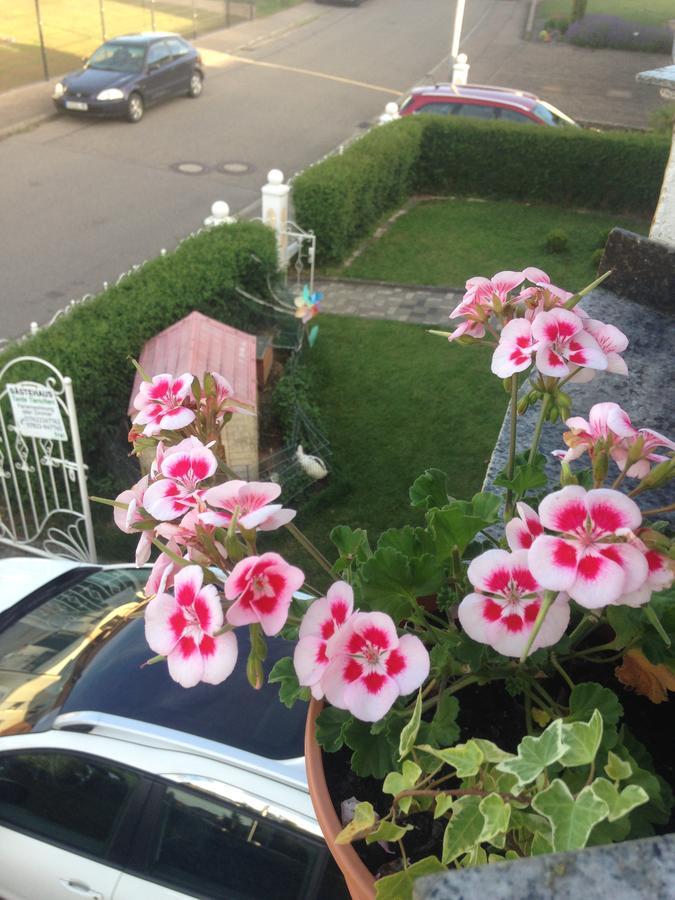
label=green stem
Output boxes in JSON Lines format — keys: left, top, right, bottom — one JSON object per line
{"left": 550, "top": 653, "right": 575, "bottom": 691}
{"left": 644, "top": 605, "right": 672, "bottom": 648}
{"left": 524, "top": 691, "right": 533, "bottom": 735}
{"left": 284, "top": 521, "right": 334, "bottom": 576}
{"left": 519, "top": 590, "right": 556, "bottom": 663}
{"left": 528, "top": 679, "right": 564, "bottom": 715}
{"left": 567, "top": 614, "right": 600, "bottom": 648}
{"left": 505, "top": 375, "right": 519, "bottom": 519}
{"left": 563, "top": 270, "right": 612, "bottom": 310}
{"left": 640, "top": 502, "right": 675, "bottom": 517}
{"left": 528, "top": 394, "right": 551, "bottom": 466}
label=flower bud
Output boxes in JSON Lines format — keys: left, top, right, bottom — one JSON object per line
{"left": 636, "top": 458, "right": 675, "bottom": 492}
{"left": 517, "top": 396, "right": 530, "bottom": 415}
{"left": 560, "top": 462, "right": 578, "bottom": 486}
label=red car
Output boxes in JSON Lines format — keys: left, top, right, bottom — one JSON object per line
{"left": 399, "top": 84, "right": 579, "bottom": 128}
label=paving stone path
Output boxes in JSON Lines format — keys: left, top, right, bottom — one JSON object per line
{"left": 316, "top": 278, "right": 461, "bottom": 326}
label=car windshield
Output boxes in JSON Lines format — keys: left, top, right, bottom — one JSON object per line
{"left": 87, "top": 41, "right": 145, "bottom": 73}
{"left": 533, "top": 101, "right": 578, "bottom": 128}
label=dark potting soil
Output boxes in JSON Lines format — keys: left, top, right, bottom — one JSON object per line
{"left": 322, "top": 666, "right": 675, "bottom": 881}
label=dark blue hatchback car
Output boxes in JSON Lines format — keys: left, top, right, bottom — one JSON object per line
{"left": 52, "top": 32, "right": 204, "bottom": 123}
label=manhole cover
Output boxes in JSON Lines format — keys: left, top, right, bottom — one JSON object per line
{"left": 357, "top": 122, "right": 371, "bottom": 129}
{"left": 171, "top": 161, "right": 209, "bottom": 175}
{"left": 217, "top": 161, "right": 255, "bottom": 175}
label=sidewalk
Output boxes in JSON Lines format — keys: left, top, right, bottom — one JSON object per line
{"left": 316, "top": 278, "right": 460, "bottom": 326}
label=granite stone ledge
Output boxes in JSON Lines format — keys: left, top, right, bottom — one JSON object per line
{"left": 600, "top": 229, "right": 675, "bottom": 313}
{"left": 413, "top": 833, "right": 675, "bottom": 900}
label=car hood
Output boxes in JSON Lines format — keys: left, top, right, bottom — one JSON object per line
{"left": 63, "top": 68, "right": 137, "bottom": 93}
{"left": 0, "top": 558, "right": 81, "bottom": 615}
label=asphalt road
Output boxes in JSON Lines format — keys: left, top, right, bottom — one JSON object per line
{"left": 0, "top": 0, "right": 471, "bottom": 341}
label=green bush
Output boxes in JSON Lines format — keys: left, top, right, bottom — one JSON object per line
{"left": 0, "top": 221, "right": 278, "bottom": 493}
{"left": 543, "top": 228, "right": 570, "bottom": 253}
{"left": 293, "top": 117, "right": 668, "bottom": 267}
{"left": 591, "top": 247, "right": 604, "bottom": 269}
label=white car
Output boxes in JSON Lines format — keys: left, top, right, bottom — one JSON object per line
{"left": 0, "top": 560, "right": 347, "bottom": 900}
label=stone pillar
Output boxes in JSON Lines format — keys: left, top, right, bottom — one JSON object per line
{"left": 636, "top": 65, "right": 675, "bottom": 246}
{"left": 261, "top": 169, "right": 290, "bottom": 268}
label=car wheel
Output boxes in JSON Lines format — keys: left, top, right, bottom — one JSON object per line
{"left": 188, "top": 71, "right": 203, "bottom": 98}
{"left": 126, "top": 92, "right": 144, "bottom": 123}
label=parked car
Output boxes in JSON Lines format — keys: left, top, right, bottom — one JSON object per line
{"left": 51, "top": 33, "right": 204, "bottom": 123}
{"left": 0, "top": 560, "right": 348, "bottom": 900}
{"left": 399, "top": 83, "right": 579, "bottom": 127}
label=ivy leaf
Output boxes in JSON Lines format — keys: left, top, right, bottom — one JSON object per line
{"left": 441, "top": 795, "right": 485, "bottom": 864}
{"left": 473, "top": 738, "right": 513, "bottom": 763}
{"left": 478, "top": 793, "right": 511, "bottom": 844}
{"left": 496, "top": 719, "right": 565, "bottom": 790}
{"left": 531, "top": 832, "right": 553, "bottom": 856}
{"left": 434, "top": 794, "right": 454, "bottom": 819}
{"left": 399, "top": 690, "right": 423, "bottom": 760}
{"left": 460, "top": 846, "right": 488, "bottom": 867}
{"left": 531, "top": 779, "right": 609, "bottom": 852}
{"left": 417, "top": 740, "right": 485, "bottom": 778}
{"left": 568, "top": 682, "right": 623, "bottom": 726}
{"left": 383, "top": 760, "right": 422, "bottom": 814}
{"left": 604, "top": 751, "right": 633, "bottom": 782}
{"left": 359, "top": 547, "right": 443, "bottom": 620}
{"left": 560, "top": 709, "right": 603, "bottom": 767}
{"left": 365, "top": 820, "right": 413, "bottom": 845}
{"left": 589, "top": 778, "right": 649, "bottom": 823}
{"left": 315, "top": 706, "right": 351, "bottom": 753}
{"left": 409, "top": 468, "right": 450, "bottom": 510}
{"left": 335, "top": 801, "right": 377, "bottom": 845}
{"left": 345, "top": 718, "right": 398, "bottom": 779}
{"left": 374, "top": 856, "right": 446, "bottom": 900}
{"left": 267, "top": 657, "right": 310, "bottom": 709}
{"left": 428, "top": 694, "right": 460, "bottom": 747}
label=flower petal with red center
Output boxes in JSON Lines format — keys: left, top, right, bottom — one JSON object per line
{"left": 467, "top": 549, "right": 513, "bottom": 593}
{"left": 586, "top": 489, "right": 642, "bottom": 534}
{"left": 529, "top": 535, "right": 579, "bottom": 591}
{"left": 569, "top": 550, "right": 626, "bottom": 608}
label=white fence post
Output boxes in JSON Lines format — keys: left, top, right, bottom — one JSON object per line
{"left": 261, "top": 169, "right": 290, "bottom": 268}
{"left": 452, "top": 53, "right": 470, "bottom": 85}
{"left": 64, "top": 376, "right": 97, "bottom": 562}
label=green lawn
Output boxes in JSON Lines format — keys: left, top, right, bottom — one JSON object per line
{"left": 342, "top": 198, "right": 649, "bottom": 292}
{"left": 536, "top": 0, "right": 673, "bottom": 27}
{"left": 260, "top": 314, "right": 507, "bottom": 585}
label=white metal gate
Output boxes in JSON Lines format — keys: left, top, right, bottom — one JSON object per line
{"left": 0, "top": 357, "right": 96, "bottom": 562}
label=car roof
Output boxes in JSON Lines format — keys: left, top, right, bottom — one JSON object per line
{"left": 108, "top": 32, "right": 183, "bottom": 44}
{"left": 410, "top": 83, "right": 540, "bottom": 111}
{"left": 0, "top": 557, "right": 81, "bottom": 615}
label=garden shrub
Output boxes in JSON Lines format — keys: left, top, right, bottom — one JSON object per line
{"left": 543, "top": 228, "right": 570, "bottom": 253}
{"left": 649, "top": 104, "right": 675, "bottom": 136}
{"left": 565, "top": 15, "right": 672, "bottom": 54}
{"left": 0, "top": 221, "right": 278, "bottom": 494}
{"left": 591, "top": 247, "right": 604, "bottom": 269}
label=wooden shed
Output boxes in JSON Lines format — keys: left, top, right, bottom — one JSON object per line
{"left": 128, "top": 311, "right": 259, "bottom": 478}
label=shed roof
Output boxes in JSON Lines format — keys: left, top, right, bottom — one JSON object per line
{"left": 128, "top": 311, "right": 257, "bottom": 417}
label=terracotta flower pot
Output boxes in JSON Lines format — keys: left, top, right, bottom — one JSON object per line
{"left": 304, "top": 698, "right": 376, "bottom": 900}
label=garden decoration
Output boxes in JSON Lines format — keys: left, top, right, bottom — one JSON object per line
{"left": 104, "top": 266, "right": 674, "bottom": 899}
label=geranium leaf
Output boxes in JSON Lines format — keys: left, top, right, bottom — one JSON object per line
{"left": 409, "top": 469, "right": 450, "bottom": 510}
{"left": 427, "top": 505, "right": 489, "bottom": 558}
{"left": 428, "top": 694, "right": 460, "bottom": 747}
{"left": 441, "top": 795, "right": 485, "bottom": 864}
{"left": 359, "top": 547, "right": 443, "bottom": 619}
{"left": 568, "top": 682, "right": 623, "bottom": 726}
{"left": 531, "top": 779, "right": 609, "bottom": 852}
{"left": 335, "top": 801, "right": 376, "bottom": 845}
{"left": 315, "top": 706, "right": 351, "bottom": 753}
{"left": 604, "top": 751, "right": 633, "bottom": 782}
{"left": 374, "top": 856, "right": 446, "bottom": 900}
{"left": 496, "top": 719, "right": 565, "bottom": 790}
{"left": 478, "top": 793, "right": 511, "bottom": 844}
{"left": 365, "top": 820, "right": 413, "bottom": 844}
{"left": 560, "top": 709, "right": 603, "bottom": 767}
{"left": 417, "top": 740, "right": 485, "bottom": 778}
{"left": 267, "top": 657, "right": 310, "bottom": 709}
{"left": 345, "top": 718, "right": 398, "bottom": 779}
{"left": 399, "top": 690, "right": 423, "bottom": 760}
{"left": 589, "top": 778, "right": 649, "bottom": 823}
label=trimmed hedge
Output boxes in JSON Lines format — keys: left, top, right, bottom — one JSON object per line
{"left": 293, "top": 117, "right": 669, "bottom": 265}
{"left": 0, "top": 221, "right": 278, "bottom": 492}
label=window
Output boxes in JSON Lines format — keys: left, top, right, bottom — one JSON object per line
{"left": 0, "top": 751, "right": 139, "bottom": 858}
{"left": 457, "top": 103, "right": 497, "bottom": 120}
{"left": 88, "top": 42, "right": 144, "bottom": 73}
{"left": 146, "top": 41, "right": 172, "bottom": 68}
{"left": 166, "top": 38, "right": 190, "bottom": 58}
{"left": 149, "top": 785, "right": 329, "bottom": 899}
{"left": 413, "top": 101, "right": 459, "bottom": 117}
{"left": 498, "top": 108, "right": 536, "bottom": 125}
{"left": 533, "top": 101, "right": 577, "bottom": 127}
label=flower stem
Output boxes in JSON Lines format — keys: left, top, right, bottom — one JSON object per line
{"left": 524, "top": 691, "right": 533, "bottom": 735}
{"left": 644, "top": 605, "right": 672, "bottom": 648}
{"left": 550, "top": 653, "right": 575, "bottom": 691}
{"left": 639, "top": 502, "right": 675, "bottom": 517}
{"left": 284, "top": 521, "right": 334, "bottom": 576}
{"left": 567, "top": 614, "right": 600, "bottom": 648}
{"left": 505, "top": 375, "right": 519, "bottom": 519}
{"left": 519, "top": 590, "right": 556, "bottom": 663}
{"left": 528, "top": 394, "right": 551, "bottom": 466}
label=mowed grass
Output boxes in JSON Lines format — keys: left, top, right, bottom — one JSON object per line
{"left": 536, "top": 0, "right": 674, "bottom": 27}
{"left": 343, "top": 198, "right": 649, "bottom": 292}
{"left": 261, "top": 314, "right": 507, "bottom": 581}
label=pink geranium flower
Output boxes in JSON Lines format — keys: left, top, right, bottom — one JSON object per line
{"left": 615, "top": 549, "right": 674, "bottom": 608}
{"left": 200, "top": 480, "right": 296, "bottom": 532}
{"left": 529, "top": 486, "right": 648, "bottom": 608}
{"left": 560, "top": 402, "right": 636, "bottom": 465}
{"left": 611, "top": 428, "right": 675, "bottom": 479}
{"left": 143, "top": 437, "right": 217, "bottom": 521}
{"left": 531, "top": 309, "right": 607, "bottom": 378}
{"left": 491, "top": 319, "right": 537, "bottom": 377}
{"left": 132, "top": 372, "right": 195, "bottom": 436}
{"left": 144, "top": 565, "right": 237, "bottom": 688}
{"left": 114, "top": 475, "right": 153, "bottom": 566}
{"left": 448, "top": 271, "right": 526, "bottom": 341}
{"left": 583, "top": 320, "right": 629, "bottom": 376}
{"left": 224, "top": 552, "right": 304, "bottom": 636}
{"left": 458, "top": 549, "right": 570, "bottom": 658}
{"left": 293, "top": 581, "right": 355, "bottom": 699}
{"left": 505, "top": 502, "right": 543, "bottom": 551}
{"left": 321, "top": 612, "right": 430, "bottom": 722}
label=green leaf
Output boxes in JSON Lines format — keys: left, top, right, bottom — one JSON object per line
{"left": 605, "top": 751, "right": 633, "bottom": 782}
{"left": 606, "top": 605, "right": 644, "bottom": 648}
{"left": 399, "top": 690, "right": 423, "bottom": 760}
{"left": 279, "top": 596, "right": 311, "bottom": 641}
{"left": 335, "top": 801, "right": 376, "bottom": 845}
{"left": 478, "top": 793, "right": 511, "bottom": 844}
{"left": 330, "top": 524, "right": 371, "bottom": 561}
{"left": 377, "top": 524, "right": 437, "bottom": 559}
{"left": 568, "top": 682, "right": 623, "bottom": 727}
{"left": 267, "top": 657, "right": 310, "bottom": 709}
{"left": 434, "top": 794, "right": 454, "bottom": 819}
{"left": 409, "top": 468, "right": 450, "bottom": 510}
{"left": 468, "top": 492, "right": 502, "bottom": 524}
{"left": 417, "top": 740, "right": 485, "bottom": 778}
{"left": 374, "top": 856, "right": 446, "bottom": 900}
{"left": 531, "top": 779, "right": 609, "bottom": 852}
{"left": 441, "top": 795, "right": 485, "bottom": 864}
{"left": 473, "top": 738, "right": 513, "bottom": 763}
{"left": 359, "top": 547, "right": 444, "bottom": 620}
{"left": 589, "top": 778, "right": 649, "bottom": 823}
{"left": 493, "top": 450, "right": 547, "bottom": 496}
{"left": 560, "top": 709, "right": 603, "bottom": 767}
{"left": 365, "top": 820, "right": 413, "bottom": 845}
{"left": 428, "top": 694, "right": 460, "bottom": 747}
{"left": 460, "top": 846, "right": 488, "bottom": 867}
{"left": 315, "top": 706, "right": 351, "bottom": 753}
{"left": 427, "top": 505, "right": 488, "bottom": 558}
{"left": 531, "top": 832, "right": 553, "bottom": 856}
{"left": 383, "top": 761, "right": 422, "bottom": 814}
{"left": 345, "top": 718, "right": 398, "bottom": 779}
{"left": 496, "top": 719, "right": 565, "bottom": 790}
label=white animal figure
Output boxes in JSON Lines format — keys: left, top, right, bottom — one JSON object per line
{"left": 296, "top": 445, "right": 328, "bottom": 480}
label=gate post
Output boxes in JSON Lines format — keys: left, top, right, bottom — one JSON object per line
{"left": 261, "top": 169, "right": 290, "bottom": 269}
{"left": 64, "top": 377, "right": 97, "bottom": 562}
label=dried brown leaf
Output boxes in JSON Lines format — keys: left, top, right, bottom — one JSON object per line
{"left": 615, "top": 650, "right": 675, "bottom": 704}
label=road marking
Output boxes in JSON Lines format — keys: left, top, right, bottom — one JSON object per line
{"left": 198, "top": 48, "right": 401, "bottom": 96}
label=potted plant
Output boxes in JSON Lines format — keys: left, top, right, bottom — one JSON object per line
{"left": 103, "top": 267, "right": 674, "bottom": 900}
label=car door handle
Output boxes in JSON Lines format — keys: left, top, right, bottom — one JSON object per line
{"left": 59, "top": 879, "right": 104, "bottom": 900}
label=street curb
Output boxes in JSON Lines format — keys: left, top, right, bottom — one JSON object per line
{"left": 0, "top": 111, "right": 57, "bottom": 142}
